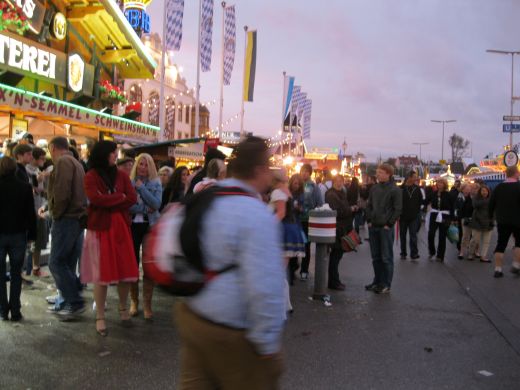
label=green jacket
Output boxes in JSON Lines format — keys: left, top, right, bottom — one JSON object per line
{"left": 366, "top": 179, "right": 402, "bottom": 227}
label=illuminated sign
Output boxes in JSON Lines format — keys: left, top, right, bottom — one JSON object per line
{"left": 6, "top": 0, "right": 46, "bottom": 34}
{"left": 0, "top": 31, "right": 94, "bottom": 94}
{"left": 0, "top": 83, "right": 159, "bottom": 139}
{"left": 125, "top": 8, "right": 150, "bottom": 34}
{"left": 0, "top": 31, "right": 60, "bottom": 81}
{"left": 50, "top": 12, "right": 67, "bottom": 41}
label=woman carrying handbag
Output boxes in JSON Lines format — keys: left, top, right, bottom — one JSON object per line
{"left": 325, "top": 175, "right": 357, "bottom": 290}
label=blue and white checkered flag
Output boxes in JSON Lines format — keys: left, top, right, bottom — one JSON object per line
{"left": 200, "top": 0, "right": 214, "bottom": 72}
{"left": 166, "top": 0, "right": 184, "bottom": 51}
{"left": 223, "top": 5, "right": 236, "bottom": 85}
{"left": 297, "top": 92, "right": 307, "bottom": 123}
{"left": 303, "top": 99, "right": 312, "bottom": 139}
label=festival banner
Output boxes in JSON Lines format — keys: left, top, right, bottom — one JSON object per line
{"left": 242, "top": 30, "right": 257, "bottom": 102}
{"left": 200, "top": 0, "right": 214, "bottom": 72}
{"left": 166, "top": 0, "right": 184, "bottom": 51}
{"left": 223, "top": 5, "right": 236, "bottom": 85}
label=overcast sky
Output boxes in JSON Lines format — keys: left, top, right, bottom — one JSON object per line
{"left": 147, "top": 0, "right": 520, "bottom": 162}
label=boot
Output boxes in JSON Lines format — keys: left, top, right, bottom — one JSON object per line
{"left": 129, "top": 282, "right": 139, "bottom": 317}
{"left": 143, "top": 278, "right": 154, "bottom": 321}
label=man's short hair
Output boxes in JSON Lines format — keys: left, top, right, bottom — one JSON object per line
{"left": 13, "top": 143, "right": 33, "bottom": 158}
{"left": 32, "top": 147, "right": 46, "bottom": 160}
{"left": 301, "top": 163, "right": 313, "bottom": 175}
{"left": 49, "top": 136, "right": 70, "bottom": 151}
{"left": 407, "top": 170, "right": 417, "bottom": 178}
{"left": 377, "top": 163, "right": 394, "bottom": 176}
{"left": 506, "top": 165, "right": 518, "bottom": 178}
{"left": 230, "top": 136, "right": 269, "bottom": 180}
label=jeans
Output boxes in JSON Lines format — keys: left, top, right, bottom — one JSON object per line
{"left": 0, "top": 233, "right": 27, "bottom": 316}
{"left": 48, "top": 218, "right": 84, "bottom": 309}
{"left": 400, "top": 216, "right": 420, "bottom": 258}
{"left": 328, "top": 246, "right": 344, "bottom": 286}
{"left": 300, "top": 221, "right": 311, "bottom": 274}
{"left": 428, "top": 220, "right": 448, "bottom": 260}
{"left": 354, "top": 210, "right": 365, "bottom": 234}
{"left": 369, "top": 227, "right": 395, "bottom": 288}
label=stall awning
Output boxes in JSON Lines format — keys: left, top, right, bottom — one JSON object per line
{"left": 65, "top": 0, "right": 157, "bottom": 79}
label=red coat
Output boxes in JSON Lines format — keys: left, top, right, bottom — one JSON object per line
{"left": 84, "top": 169, "right": 137, "bottom": 231}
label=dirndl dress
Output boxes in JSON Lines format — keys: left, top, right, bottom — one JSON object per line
{"left": 282, "top": 222, "right": 305, "bottom": 258}
{"left": 80, "top": 212, "right": 139, "bottom": 285}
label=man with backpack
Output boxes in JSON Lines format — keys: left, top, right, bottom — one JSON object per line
{"left": 174, "top": 136, "right": 285, "bottom": 389}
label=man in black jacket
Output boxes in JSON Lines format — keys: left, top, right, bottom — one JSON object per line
{"left": 13, "top": 143, "right": 33, "bottom": 184}
{"left": 366, "top": 164, "right": 402, "bottom": 294}
{"left": 0, "top": 157, "right": 37, "bottom": 321}
{"left": 400, "top": 171, "right": 423, "bottom": 261}
{"left": 489, "top": 166, "right": 520, "bottom": 278}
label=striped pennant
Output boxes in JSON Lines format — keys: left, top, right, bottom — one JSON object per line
{"left": 223, "top": 5, "right": 236, "bottom": 85}
{"left": 200, "top": 0, "right": 214, "bottom": 72}
{"left": 303, "top": 99, "right": 312, "bottom": 139}
{"left": 243, "top": 30, "right": 257, "bottom": 102}
{"left": 166, "top": 0, "right": 184, "bottom": 51}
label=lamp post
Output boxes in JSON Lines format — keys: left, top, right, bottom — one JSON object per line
{"left": 431, "top": 119, "right": 456, "bottom": 162}
{"left": 412, "top": 142, "right": 428, "bottom": 163}
{"left": 486, "top": 49, "right": 520, "bottom": 150}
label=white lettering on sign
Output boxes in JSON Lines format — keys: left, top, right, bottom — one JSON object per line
{"left": 0, "top": 34, "right": 56, "bottom": 79}
{"left": 13, "top": 0, "right": 36, "bottom": 19}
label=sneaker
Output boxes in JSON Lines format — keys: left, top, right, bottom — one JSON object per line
{"left": 436, "top": 257, "right": 444, "bottom": 263}
{"left": 54, "top": 305, "right": 85, "bottom": 321}
{"left": 511, "top": 267, "right": 520, "bottom": 275}
{"left": 410, "top": 255, "right": 420, "bottom": 261}
{"left": 375, "top": 286, "right": 391, "bottom": 294}
{"left": 457, "top": 255, "right": 464, "bottom": 260}
{"left": 32, "top": 268, "right": 50, "bottom": 278}
{"left": 300, "top": 272, "right": 309, "bottom": 281}
{"left": 46, "top": 295, "right": 56, "bottom": 305}
{"left": 494, "top": 271, "right": 504, "bottom": 278}
{"left": 428, "top": 255, "right": 436, "bottom": 261}
{"left": 364, "top": 283, "right": 378, "bottom": 291}
{"left": 328, "top": 283, "right": 346, "bottom": 291}
{"left": 400, "top": 255, "right": 407, "bottom": 260}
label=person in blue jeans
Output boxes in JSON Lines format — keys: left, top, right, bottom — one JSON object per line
{"left": 43, "top": 137, "right": 88, "bottom": 321}
{"left": 365, "top": 164, "right": 402, "bottom": 294}
{"left": 0, "top": 156, "right": 37, "bottom": 321}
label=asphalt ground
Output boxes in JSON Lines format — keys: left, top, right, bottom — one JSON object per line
{"left": 1, "top": 226, "right": 519, "bottom": 390}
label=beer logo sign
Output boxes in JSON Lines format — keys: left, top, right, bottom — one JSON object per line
{"left": 51, "top": 12, "right": 67, "bottom": 41}
{"left": 68, "top": 54, "right": 84, "bottom": 93}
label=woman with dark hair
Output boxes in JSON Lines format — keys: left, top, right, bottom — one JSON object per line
{"left": 161, "top": 165, "right": 189, "bottom": 210}
{"left": 426, "top": 178, "right": 454, "bottom": 263}
{"left": 0, "top": 156, "right": 36, "bottom": 321}
{"left": 469, "top": 185, "right": 494, "bottom": 262}
{"left": 81, "top": 141, "right": 138, "bottom": 336}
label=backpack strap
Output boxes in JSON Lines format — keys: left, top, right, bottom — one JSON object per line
{"left": 180, "top": 186, "right": 254, "bottom": 272}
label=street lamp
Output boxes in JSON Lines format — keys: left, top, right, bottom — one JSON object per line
{"left": 431, "top": 119, "right": 456, "bottom": 162}
{"left": 412, "top": 142, "right": 429, "bottom": 163}
{"left": 486, "top": 49, "right": 520, "bottom": 149}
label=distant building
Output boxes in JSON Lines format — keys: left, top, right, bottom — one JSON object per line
{"left": 396, "top": 155, "right": 420, "bottom": 170}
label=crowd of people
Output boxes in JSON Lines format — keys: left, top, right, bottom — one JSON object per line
{"left": 1, "top": 133, "right": 519, "bottom": 389}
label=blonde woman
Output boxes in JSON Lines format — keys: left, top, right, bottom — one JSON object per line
{"left": 129, "top": 154, "right": 162, "bottom": 320}
{"left": 427, "top": 178, "right": 454, "bottom": 262}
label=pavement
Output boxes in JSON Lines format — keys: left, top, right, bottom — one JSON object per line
{"left": 1, "top": 226, "right": 520, "bottom": 390}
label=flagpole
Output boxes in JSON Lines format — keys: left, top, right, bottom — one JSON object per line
{"left": 159, "top": 2, "right": 168, "bottom": 141}
{"left": 218, "top": 1, "right": 226, "bottom": 139}
{"left": 280, "top": 71, "right": 286, "bottom": 158}
{"left": 195, "top": 0, "right": 203, "bottom": 138}
{"left": 239, "top": 25, "right": 248, "bottom": 138}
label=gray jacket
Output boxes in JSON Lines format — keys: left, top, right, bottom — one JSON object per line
{"left": 470, "top": 197, "right": 493, "bottom": 231}
{"left": 366, "top": 179, "right": 402, "bottom": 227}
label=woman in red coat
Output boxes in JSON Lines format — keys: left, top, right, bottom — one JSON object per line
{"left": 81, "top": 141, "right": 139, "bottom": 336}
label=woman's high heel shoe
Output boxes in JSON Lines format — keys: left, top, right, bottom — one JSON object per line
{"left": 96, "top": 318, "right": 107, "bottom": 337}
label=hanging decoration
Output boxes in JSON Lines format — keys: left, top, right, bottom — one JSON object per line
{"left": 0, "top": 2, "right": 30, "bottom": 35}
{"left": 99, "top": 80, "right": 128, "bottom": 104}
